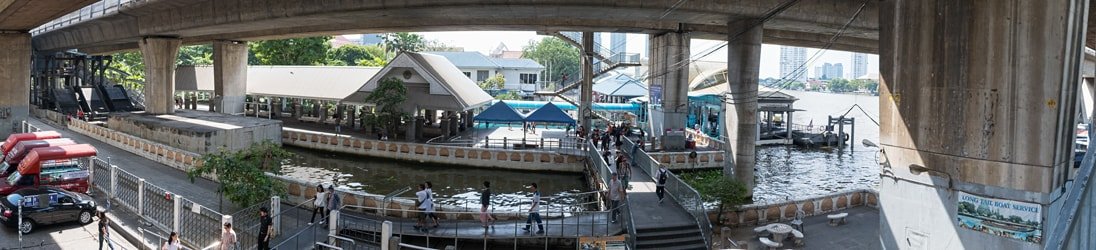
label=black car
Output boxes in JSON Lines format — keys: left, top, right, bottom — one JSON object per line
{"left": 0, "top": 186, "right": 96, "bottom": 234}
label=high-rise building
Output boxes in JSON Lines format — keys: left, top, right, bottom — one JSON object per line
{"left": 817, "top": 63, "right": 845, "bottom": 80}
{"left": 851, "top": 53, "right": 868, "bottom": 79}
{"left": 610, "top": 33, "right": 627, "bottom": 61}
{"left": 780, "top": 46, "right": 808, "bottom": 83}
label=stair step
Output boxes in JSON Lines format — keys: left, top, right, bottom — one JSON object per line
{"left": 636, "top": 237, "right": 707, "bottom": 249}
{"left": 636, "top": 224, "right": 699, "bottom": 234}
{"left": 635, "top": 242, "right": 708, "bottom": 250}
{"left": 636, "top": 228, "right": 703, "bottom": 239}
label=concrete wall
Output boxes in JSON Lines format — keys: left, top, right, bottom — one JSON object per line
{"left": 282, "top": 128, "right": 586, "bottom": 172}
{"left": 65, "top": 115, "right": 204, "bottom": 173}
{"left": 714, "top": 189, "right": 878, "bottom": 227}
{"left": 647, "top": 151, "right": 725, "bottom": 170}
{"left": 105, "top": 111, "right": 282, "bottom": 154}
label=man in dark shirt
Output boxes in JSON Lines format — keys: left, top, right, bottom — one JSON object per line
{"left": 258, "top": 207, "right": 273, "bottom": 250}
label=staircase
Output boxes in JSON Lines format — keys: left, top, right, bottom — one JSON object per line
{"left": 635, "top": 224, "right": 707, "bottom": 250}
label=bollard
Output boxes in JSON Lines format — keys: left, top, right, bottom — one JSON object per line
{"left": 137, "top": 178, "right": 145, "bottom": 216}
{"left": 109, "top": 165, "right": 118, "bottom": 201}
{"left": 381, "top": 221, "right": 393, "bottom": 250}
{"left": 271, "top": 196, "right": 281, "bottom": 236}
{"left": 328, "top": 210, "right": 339, "bottom": 245}
{"left": 173, "top": 195, "right": 183, "bottom": 233}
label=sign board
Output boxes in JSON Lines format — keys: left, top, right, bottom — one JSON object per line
{"left": 956, "top": 192, "right": 1043, "bottom": 244}
{"left": 649, "top": 85, "right": 662, "bottom": 105}
{"left": 578, "top": 235, "right": 627, "bottom": 250}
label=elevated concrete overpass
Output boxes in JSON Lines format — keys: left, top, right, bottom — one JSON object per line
{"left": 29, "top": 0, "right": 880, "bottom": 54}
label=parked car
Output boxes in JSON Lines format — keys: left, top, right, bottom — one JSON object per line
{"left": 0, "top": 186, "right": 96, "bottom": 234}
{"left": 0, "top": 144, "right": 97, "bottom": 196}
{"left": 0, "top": 138, "right": 77, "bottom": 178}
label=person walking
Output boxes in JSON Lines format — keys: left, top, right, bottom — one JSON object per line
{"left": 480, "top": 181, "right": 496, "bottom": 230}
{"left": 523, "top": 183, "right": 544, "bottom": 234}
{"left": 656, "top": 165, "right": 669, "bottom": 203}
{"left": 425, "top": 181, "right": 440, "bottom": 228}
{"left": 98, "top": 212, "right": 115, "bottom": 250}
{"left": 310, "top": 184, "right": 327, "bottom": 225}
{"left": 162, "top": 232, "right": 182, "bottom": 250}
{"left": 608, "top": 173, "right": 623, "bottom": 222}
{"left": 327, "top": 186, "right": 342, "bottom": 219}
{"left": 258, "top": 207, "right": 273, "bottom": 250}
{"left": 617, "top": 156, "right": 631, "bottom": 190}
{"left": 220, "top": 222, "right": 238, "bottom": 250}
{"left": 414, "top": 184, "right": 430, "bottom": 232}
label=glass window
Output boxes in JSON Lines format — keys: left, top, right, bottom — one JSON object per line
{"left": 476, "top": 70, "right": 489, "bottom": 82}
{"left": 520, "top": 73, "right": 537, "bottom": 84}
{"left": 463, "top": 72, "right": 471, "bottom": 78}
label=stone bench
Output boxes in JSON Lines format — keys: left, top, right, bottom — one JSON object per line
{"left": 753, "top": 226, "right": 771, "bottom": 237}
{"left": 759, "top": 237, "right": 782, "bottom": 249}
{"left": 827, "top": 212, "right": 849, "bottom": 226}
{"left": 791, "top": 228, "right": 805, "bottom": 246}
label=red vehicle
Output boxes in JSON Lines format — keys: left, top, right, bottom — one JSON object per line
{"left": 1, "top": 131, "right": 63, "bottom": 157}
{"left": 0, "top": 144, "right": 97, "bottom": 196}
{"left": 0, "top": 138, "right": 78, "bottom": 178}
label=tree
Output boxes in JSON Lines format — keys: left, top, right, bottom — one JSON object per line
{"left": 424, "top": 40, "right": 462, "bottom": 52}
{"left": 495, "top": 91, "right": 522, "bottom": 101}
{"left": 364, "top": 77, "right": 409, "bottom": 138}
{"left": 106, "top": 51, "right": 145, "bottom": 89}
{"left": 381, "top": 33, "right": 426, "bottom": 55}
{"left": 680, "top": 170, "right": 750, "bottom": 224}
{"left": 329, "top": 44, "right": 386, "bottom": 66}
{"left": 187, "top": 141, "right": 290, "bottom": 208}
{"left": 523, "top": 37, "right": 581, "bottom": 84}
{"left": 356, "top": 57, "right": 388, "bottom": 67}
{"left": 827, "top": 79, "right": 856, "bottom": 93}
{"left": 478, "top": 74, "right": 506, "bottom": 90}
{"left": 177, "top": 45, "right": 213, "bottom": 65}
{"left": 249, "top": 36, "right": 332, "bottom": 65}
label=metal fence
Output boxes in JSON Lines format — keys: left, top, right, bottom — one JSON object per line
{"left": 622, "top": 137, "right": 712, "bottom": 248}
{"left": 429, "top": 136, "right": 588, "bottom": 155}
{"left": 585, "top": 140, "right": 635, "bottom": 249}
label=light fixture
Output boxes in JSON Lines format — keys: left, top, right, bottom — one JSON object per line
{"left": 862, "top": 139, "right": 879, "bottom": 148}
{"left": 908, "top": 164, "right": 929, "bottom": 175}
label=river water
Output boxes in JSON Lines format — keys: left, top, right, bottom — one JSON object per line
{"left": 279, "top": 90, "right": 881, "bottom": 208}
{"left": 752, "top": 90, "right": 881, "bottom": 203}
{"left": 280, "top": 147, "right": 590, "bottom": 212}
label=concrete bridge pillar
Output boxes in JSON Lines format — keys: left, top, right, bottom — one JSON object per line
{"left": 214, "top": 40, "right": 248, "bottom": 115}
{"left": 647, "top": 32, "right": 690, "bottom": 150}
{"left": 139, "top": 37, "right": 181, "bottom": 114}
{"left": 878, "top": 0, "right": 1086, "bottom": 249}
{"left": 724, "top": 18, "right": 762, "bottom": 198}
{"left": 0, "top": 33, "right": 29, "bottom": 138}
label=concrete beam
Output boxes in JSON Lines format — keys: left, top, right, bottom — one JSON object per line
{"left": 724, "top": 19, "right": 762, "bottom": 198}
{"left": 31, "top": 0, "right": 879, "bottom": 53}
{"left": 139, "top": 37, "right": 181, "bottom": 114}
{"left": 0, "top": 33, "right": 29, "bottom": 138}
{"left": 213, "top": 40, "right": 248, "bottom": 115}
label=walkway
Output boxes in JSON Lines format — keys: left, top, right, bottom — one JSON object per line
{"left": 723, "top": 206, "right": 880, "bottom": 249}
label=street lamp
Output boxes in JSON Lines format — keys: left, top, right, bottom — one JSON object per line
{"left": 908, "top": 164, "right": 954, "bottom": 190}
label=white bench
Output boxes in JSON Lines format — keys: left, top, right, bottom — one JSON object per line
{"left": 827, "top": 212, "right": 849, "bottom": 226}
{"left": 754, "top": 226, "right": 771, "bottom": 237}
{"left": 759, "top": 237, "right": 782, "bottom": 249}
{"left": 791, "top": 228, "right": 805, "bottom": 246}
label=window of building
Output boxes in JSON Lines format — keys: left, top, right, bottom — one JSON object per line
{"left": 476, "top": 70, "right": 489, "bottom": 82}
{"left": 520, "top": 73, "right": 537, "bottom": 84}
{"left": 463, "top": 72, "right": 471, "bottom": 78}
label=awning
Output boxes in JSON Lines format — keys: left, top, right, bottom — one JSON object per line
{"left": 474, "top": 101, "right": 525, "bottom": 123}
{"left": 523, "top": 102, "right": 576, "bottom": 125}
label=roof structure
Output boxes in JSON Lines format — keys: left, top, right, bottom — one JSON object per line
{"left": 523, "top": 102, "right": 576, "bottom": 125}
{"left": 689, "top": 84, "right": 798, "bottom": 103}
{"left": 175, "top": 65, "right": 382, "bottom": 101}
{"left": 593, "top": 72, "right": 648, "bottom": 97}
{"left": 428, "top": 51, "right": 543, "bottom": 70}
{"left": 344, "top": 52, "right": 493, "bottom": 111}
{"left": 473, "top": 101, "right": 525, "bottom": 123}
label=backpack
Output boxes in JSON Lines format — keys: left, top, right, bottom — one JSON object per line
{"left": 658, "top": 169, "right": 668, "bottom": 184}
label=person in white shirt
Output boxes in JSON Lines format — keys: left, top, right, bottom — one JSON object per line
{"left": 162, "top": 231, "right": 182, "bottom": 250}
{"left": 414, "top": 184, "right": 432, "bottom": 232}
{"left": 522, "top": 183, "right": 544, "bottom": 234}
{"left": 310, "top": 184, "right": 327, "bottom": 225}
{"left": 609, "top": 173, "right": 623, "bottom": 222}
{"left": 425, "top": 181, "right": 440, "bottom": 228}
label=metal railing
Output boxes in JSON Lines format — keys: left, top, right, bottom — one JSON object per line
{"left": 585, "top": 140, "right": 636, "bottom": 249}
{"left": 622, "top": 137, "right": 713, "bottom": 248}
{"left": 1046, "top": 123, "right": 1096, "bottom": 250}
{"left": 428, "top": 136, "right": 588, "bottom": 155}
{"left": 30, "top": 0, "right": 145, "bottom": 35}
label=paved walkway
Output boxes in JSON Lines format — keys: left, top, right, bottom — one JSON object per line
{"left": 594, "top": 144, "right": 697, "bottom": 230}
{"left": 0, "top": 217, "right": 138, "bottom": 250}
{"left": 722, "top": 206, "right": 880, "bottom": 250}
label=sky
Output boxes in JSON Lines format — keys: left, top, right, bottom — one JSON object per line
{"left": 343, "top": 31, "right": 880, "bottom": 79}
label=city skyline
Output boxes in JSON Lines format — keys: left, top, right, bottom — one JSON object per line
{"left": 340, "top": 31, "right": 881, "bottom": 79}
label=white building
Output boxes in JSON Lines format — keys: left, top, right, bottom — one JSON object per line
{"left": 779, "top": 46, "right": 808, "bottom": 83}
{"left": 851, "top": 53, "right": 868, "bottom": 79}
{"left": 429, "top": 51, "right": 545, "bottom": 96}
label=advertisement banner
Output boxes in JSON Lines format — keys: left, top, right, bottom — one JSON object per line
{"left": 956, "top": 192, "right": 1042, "bottom": 244}
{"left": 649, "top": 85, "right": 662, "bottom": 105}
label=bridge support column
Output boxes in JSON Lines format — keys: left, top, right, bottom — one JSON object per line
{"left": 0, "top": 33, "right": 30, "bottom": 138}
{"left": 724, "top": 19, "right": 762, "bottom": 198}
{"left": 878, "top": 0, "right": 1085, "bottom": 249}
{"left": 139, "top": 37, "right": 181, "bottom": 114}
{"left": 580, "top": 32, "right": 594, "bottom": 130}
{"left": 648, "top": 32, "right": 690, "bottom": 150}
{"left": 214, "top": 40, "right": 248, "bottom": 115}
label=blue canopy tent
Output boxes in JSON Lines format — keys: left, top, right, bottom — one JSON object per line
{"left": 523, "top": 102, "right": 576, "bottom": 125}
{"left": 473, "top": 101, "right": 525, "bottom": 123}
